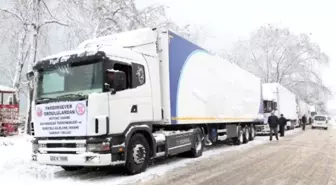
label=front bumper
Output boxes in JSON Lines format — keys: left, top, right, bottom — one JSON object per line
{"left": 312, "top": 124, "right": 328, "bottom": 128}
{"left": 32, "top": 153, "right": 113, "bottom": 166}
{"left": 31, "top": 138, "right": 126, "bottom": 167}
{"left": 255, "top": 125, "right": 270, "bottom": 134}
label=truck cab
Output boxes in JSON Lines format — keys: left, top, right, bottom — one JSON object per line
{"left": 255, "top": 99, "right": 277, "bottom": 134}
{"left": 29, "top": 28, "right": 163, "bottom": 173}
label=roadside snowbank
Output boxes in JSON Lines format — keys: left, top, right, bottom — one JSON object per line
{"left": 0, "top": 129, "right": 302, "bottom": 185}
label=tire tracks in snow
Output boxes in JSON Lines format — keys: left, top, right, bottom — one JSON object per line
{"left": 140, "top": 128, "right": 336, "bottom": 185}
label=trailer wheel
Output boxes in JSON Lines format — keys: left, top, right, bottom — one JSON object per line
{"left": 125, "top": 133, "right": 150, "bottom": 175}
{"left": 61, "top": 166, "right": 83, "bottom": 171}
{"left": 188, "top": 127, "right": 204, "bottom": 158}
{"left": 249, "top": 125, "right": 255, "bottom": 141}
{"left": 233, "top": 127, "right": 243, "bottom": 145}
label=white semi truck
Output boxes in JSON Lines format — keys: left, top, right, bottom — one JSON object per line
{"left": 27, "top": 28, "right": 264, "bottom": 174}
{"left": 256, "top": 83, "right": 298, "bottom": 134}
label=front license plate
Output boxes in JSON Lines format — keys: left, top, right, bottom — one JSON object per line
{"left": 50, "top": 156, "right": 68, "bottom": 161}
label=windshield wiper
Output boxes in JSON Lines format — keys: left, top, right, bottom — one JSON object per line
{"left": 35, "top": 97, "right": 57, "bottom": 103}
{"left": 56, "top": 93, "right": 86, "bottom": 99}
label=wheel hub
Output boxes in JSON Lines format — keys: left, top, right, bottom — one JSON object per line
{"left": 133, "top": 144, "right": 146, "bottom": 165}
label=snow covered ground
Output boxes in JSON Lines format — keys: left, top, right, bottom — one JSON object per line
{"left": 0, "top": 129, "right": 302, "bottom": 185}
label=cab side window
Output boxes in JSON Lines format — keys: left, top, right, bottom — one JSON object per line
{"left": 105, "top": 61, "right": 146, "bottom": 93}
{"left": 113, "top": 63, "right": 132, "bottom": 89}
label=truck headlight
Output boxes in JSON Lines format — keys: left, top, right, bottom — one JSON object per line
{"left": 31, "top": 139, "right": 39, "bottom": 153}
{"left": 87, "top": 142, "right": 110, "bottom": 152}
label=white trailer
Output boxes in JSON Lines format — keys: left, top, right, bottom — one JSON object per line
{"left": 256, "top": 83, "right": 298, "bottom": 134}
{"left": 28, "top": 28, "right": 264, "bottom": 175}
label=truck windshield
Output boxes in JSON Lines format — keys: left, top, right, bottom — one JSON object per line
{"left": 263, "top": 101, "right": 273, "bottom": 113}
{"left": 36, "top": 62, "right": 103, "bottom": 99}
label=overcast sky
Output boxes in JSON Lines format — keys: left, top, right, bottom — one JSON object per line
{"left": 138, "top": 0, "right": 336, "bottom": 109}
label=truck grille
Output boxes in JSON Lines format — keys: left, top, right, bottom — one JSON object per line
{"left": 38, "top": 139, "right": 86, "bottom": 154}
{"left": 46, "top": 143, "right": 77, "bottom": 148}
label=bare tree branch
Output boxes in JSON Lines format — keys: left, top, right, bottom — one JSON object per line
{"left": 0, "top": 8, "right": 24, "bottom": 21}
{"left": 39, "top": 20, "right": 69, "bottom": 29}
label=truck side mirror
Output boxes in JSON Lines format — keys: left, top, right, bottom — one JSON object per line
{"left": 106, "top": 69, "right": 127, "bottom": 94}
{"left": 26, "top": 71, "right": 34, "bottom": 81}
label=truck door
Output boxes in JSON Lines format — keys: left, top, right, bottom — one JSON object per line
{"left": 106, "top": 61, "right": 153, "bottom": 134}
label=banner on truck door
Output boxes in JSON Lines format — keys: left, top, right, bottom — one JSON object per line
{"left": 34, "top": 101, "right": 87, "bottom": 137}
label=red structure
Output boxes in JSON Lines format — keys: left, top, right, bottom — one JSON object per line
{"left": 0, "top": 85, "right": 19, "bottom": 136}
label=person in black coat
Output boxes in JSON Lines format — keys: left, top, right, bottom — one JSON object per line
{"left": 268, "top": 112, "right": 279, "bottom": 141}
{"left": 278, "top": 114, "right": 287, "bottom": 137}
{"left": 302, "top": 114, "right": 307, "bottom": 131}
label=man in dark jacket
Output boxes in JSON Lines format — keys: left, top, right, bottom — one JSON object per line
{"left": 268, "top": 112, "right": 279, "bottom": 141}
{"left": 302, "top": 115, "right": 307, "bottom": 131}
{"left": 278, "top": 114, "right": 287, "bottom": 137}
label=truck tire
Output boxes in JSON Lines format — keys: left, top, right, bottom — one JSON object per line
{"left": 249, "top": 125, "right": 255, "bottom": 141}
{"left": 233, "top": 127, "right": 243, "bottom": 145}
{"left": 243, "top": 126, "right": 249, "bottom": 144}
{"left": 189, "top": 128, "right": 204, "bottom": 158}
{"left": 61, "top": 166, "right": 83, "bottom": 171}
{"left": 125, "top": 133, "right": 150, "bottom": 175}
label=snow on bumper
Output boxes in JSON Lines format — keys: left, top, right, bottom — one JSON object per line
{"left": 32, "top": 153, "right": 113, "bottom": 166}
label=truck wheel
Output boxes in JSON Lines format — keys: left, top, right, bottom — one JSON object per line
{"left": 234, "top": 127, "right": 243, "bottom": 145}
{"left": 243, "top": 126, "right": 249, "bottom": 144}
{"left": 125, "top": 133, "right": 150, "bottom": 175}
{"left": 61, "top": 166, "right": 83, "bottom": 171}
{"left": 249, "top": 125, "right": 255, "bottom": 141}
{"left": 189, "top": 128, "right": 204, "bottom": 158}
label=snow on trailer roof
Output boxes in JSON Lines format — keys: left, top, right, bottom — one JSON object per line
{"left": 0, "top": 85, "right": 15, "bottom": 92}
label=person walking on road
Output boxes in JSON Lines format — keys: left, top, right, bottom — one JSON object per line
{"left": 302, "top": 114, "right": 307, "bottom": 131}
{"left": 268, "top": 112, "right": 279, "bottom": 141}
{"left": 279, "top": 114, "right": 287, "bottom": 137}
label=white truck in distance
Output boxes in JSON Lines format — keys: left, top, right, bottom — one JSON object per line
{"left": 27, "top": 28, "right": 264, "bottom": 175}
{"left": 256, "top": 83, "right": 298, "bottom": 134}
{"left": 297, "top": 99, "right": 310, "bottom": 126}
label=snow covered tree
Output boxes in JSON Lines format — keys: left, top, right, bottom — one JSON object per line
{"left": 0, "top": 0, "right": 68, "bottom": 134}
{"left": 226, "top": 24, "right": 331, "bottom": 111}
{"left": 59, "top": 0, "right": 168, "bottom": 41}
{"left": 60, "top": 0, "right": 207, "bottom": 46}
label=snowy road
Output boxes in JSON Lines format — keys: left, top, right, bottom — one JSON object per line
{"left": 139, "top": 126, "right": 336, "bottom": 185}
{"left": 1, "top": 125, "right": 334, "bottom": 185}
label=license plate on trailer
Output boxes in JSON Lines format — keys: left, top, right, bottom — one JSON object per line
{"left": 50, "top": 156, "right": 68, "bottom": 161}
